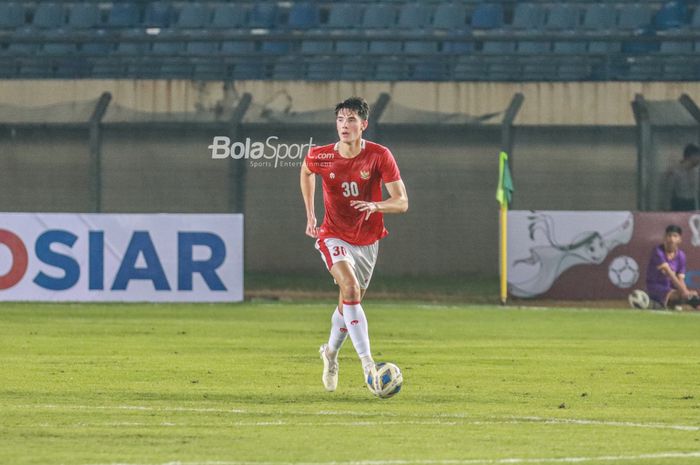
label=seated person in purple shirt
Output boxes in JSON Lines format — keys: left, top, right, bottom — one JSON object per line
{"left": 646, "top": 224, "right": 700, "bottom": 309}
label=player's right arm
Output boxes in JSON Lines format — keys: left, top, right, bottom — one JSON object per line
{"left": 300, "top": 159, "right": 319, "bottom": 238}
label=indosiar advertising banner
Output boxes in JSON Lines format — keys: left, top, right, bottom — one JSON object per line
{"left": 508, "top": 211, "right": 700, "bottom": 300}
{"left": 0, "top": 213, "right": 243, "bottom": 302}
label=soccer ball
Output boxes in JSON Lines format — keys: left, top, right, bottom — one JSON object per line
{"left": 608, "top": 256, "right": 640, "bottom": 289}
{"left": 367, "top": 362, "right": 403, "bottom": 399}
{"left": 628, "top": 289, "right": 650, "bottom": 309}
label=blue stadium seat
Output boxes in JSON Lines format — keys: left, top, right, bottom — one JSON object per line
{"left": 375, "top": 60, "right": 406, "bottom": 81}
{"left": 127, "top": 61, "right": 162, "bottom": 78}
{"left": 19, "top": 62, "right": 51, "bottom": 77}
{"left": 272, "top": 58, "right": 303, "bottom": 80}
{"left": 194, "top": 63, "right": 229, "bottom": 80}
{"left": 301, "top": 40, "right": 333, "bottom": 55}
{"left": 489, "top": 62, "right": 518, "bottom": 81}
{"left": 511, "top": 3, "right": 545, "bottom": 30}
{"left": 432, "top": 3, "right": 467, "bottom": 30}
{"left": 621, "top": 28, "right": 659, "bottom": 53}
{"left": 260, "top": 41, "right": 290, "bottom": 55}
{"left": 618, "top": 4, "right": 653, "bottom": 30}
{"left": 412, "top": 62, "right": 449, "bottom": 81}
{"left": 151, "top": 38, "right": 184, "bottom": 56}
{"left": 664, "top": 60, "right": 696, "bottom": 80}
{"left": 362, "top": 4, "right": 396, "bottom": 29}
{"left": 176, "top": 3, "right": 210, "bottom": 29}
{"left": 692, "top": 7, "right": 700, "bottom": 28}
{"left": 211, "top": 4, "right": 246, "bottom": 28}
{"left": 32, "top": 3, "right": 65, "bottom": 29}
{"left": 517, "top": 41, "right": 550, "bottom": 54}
{"left": 67, "top": 3, "right": 101, "bottom": 29}
{"left": 404, "top": 41, "right": 439, "bottom": 55}
{"left": 116, "top": 30, "right": 150, "bottom": 55}
{"left": 470, "top": 3, "right": 503, "bottom": 30}
{"left": 107, "top": 3, "right": 140, "bottom": 28}
{"left": 341, "top": 58, "right": 371, "bottom": 81}
{"left": 186, "top": 41, "right": 219, "bottom": 55}
{"left": 91, "top": 61, "right": 126, "bottom": 77}
{"left": 0, "top": 3, "right": 25, "bottom": 29}
{"left": 545, "top": 4, "right": 580, "bottom": 30}
{"left": 557, "top": 61, "right": 591, "bottom": 80}
{"left": 7, "top": 28, "right": 39, "bottom": 55}
{"left": 287, "top": 2, "right": 319, "bottom": 29}
{"left": 368, "top": 40, "right": 402, "bottom": 55}
{"left": 160, "top": 62, "right": 193, "bottom": 78}
{"left": 553, "top": 41, "right": 587, "bottom": 54}
{"left": 248, "top": 3, "right": 277, "bottom": 29}
{"left": 522, "top": 63, "right": 556, "bottom": 80}
{"left": 443, "top": 41, "right": 474, "bottom": 54}
{"left": 42, "top": 32, "right": 77, "bottom": 55}
{"left": 232, "top": 60, "right": 265, "bottom": 79}
{"left": 659, "top": 40, "right": 693, "bottom": 53}
{"left": 397, "top": 3, "right": 431, "bottom": 29}
{"left": 55, "top": 58, "right": 90, "bottom": 78}
{"left": 82, "top": 30, "right": 114, "bottom": 55}
{"left": 221, "top": 41, "right": 255, "bottom": 55}
{"left": 144, "top": 2, "right": 174, "bottom": 28}
{"left": 306, "top": 59, "right": 338, "bottom": 81}
{"left": 336, "top": 40, "right": 367, "bottom": 54}
{"left": 625, "top": 59, "right": 660, "bottom": 80}
{"left": 582, "top": 4, "right": 616, "bottom": 30}
{"left": 482, "top": 41, "right": 516, "bottom": 53}
{"left": 588, "top": 41, "right": 621, "bottom": 54}
{"left": 653, "top": 1, "right": 688, "bottom": 30}
{"left": 326, "top": 4, "right": 363, "bottom": 29}
{"left": 453, "top": 57, "right": 487, "bottom": 81}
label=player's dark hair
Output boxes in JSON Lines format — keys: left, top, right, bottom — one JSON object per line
{"left": 666, "top": 224, "right": 682, "bottom": 235}
{"left": 335, "top": 97, "right": 370, "bottom": 121}
{"left": 683, "top": 143, "right": 700, "bottom": 159}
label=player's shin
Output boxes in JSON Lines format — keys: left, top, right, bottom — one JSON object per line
{"left": 327, "top": 307, "right": 347, "bottom": 359}
{"left": 342, "top": 301, "right": 374, "bottom": 372}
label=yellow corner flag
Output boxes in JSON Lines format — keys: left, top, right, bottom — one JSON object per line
{"left": 496, "top": 152, "right": 513, "bottom": 305}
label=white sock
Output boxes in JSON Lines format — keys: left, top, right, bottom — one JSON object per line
{"left": 342, "top": 301, "right": 373, "bottom": 364}
{"left": 327, "top": 307, "right": 347, "bottom": 358}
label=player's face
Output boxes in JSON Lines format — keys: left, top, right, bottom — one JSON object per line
{"left": 336, "top": 109, "right": 368, "bottom": 144}
{"left": 664, "top": 232, "right": 682, "bottom": 251}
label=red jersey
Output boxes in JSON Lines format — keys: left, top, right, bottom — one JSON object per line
{"left": 306, "top": 139, "right": 401, "bottom": 246}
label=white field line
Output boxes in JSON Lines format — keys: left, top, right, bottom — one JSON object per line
{"left": 79, "top": 450, "right": 700, "bottom": 465}
{"left": 12, "top": 404, "right": 700, "bottom": 432}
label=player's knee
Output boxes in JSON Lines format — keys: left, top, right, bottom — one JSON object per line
{"left": 340, "top": 281, "right": 361, "bottom": 301}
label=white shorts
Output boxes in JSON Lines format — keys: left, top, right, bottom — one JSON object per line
{"left": 315, "top": 237, "right": 379, "bottom": 289}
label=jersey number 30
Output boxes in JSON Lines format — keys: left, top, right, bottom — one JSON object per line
{"left": 341, "top": 181, "right": 359, "bottom": 197}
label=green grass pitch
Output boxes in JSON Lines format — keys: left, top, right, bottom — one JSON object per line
{"left": 2, "top": 301, "right": 700, "bottom": 465}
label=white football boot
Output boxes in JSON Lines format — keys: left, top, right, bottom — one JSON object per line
{"left": 319, "top": 344, "right": 339, "bottom": 392}
{"left": 364, "top": 363, "right": 379, "bottom": 395}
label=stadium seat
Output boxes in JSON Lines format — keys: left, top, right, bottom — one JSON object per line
{"left": 232, "top": 60, "right": 265, "bottom": 79}
{"left": 511, "top": 3, "right": 546, "bottom": 30}
{"left": 186, "top": 41, "right": 219, "bottom": 56}
{"left": 0, "top": 3, "right": 25, "bottom": 29}
{"left": 545, "top": 4, "right": 580, "bottom": 30}
{"left": 301, "top": 40, "right": 333, "bottom": 55}
{"left": 621, "top": 28, "right": 659, "bottom": 53}
{"left": 626, "top": 59, "right": 660, "bottom": 80}
{"left": 160, "top": 62, "right": 193, "bottom": 79}
{"left": 404, "top": 41, "right": 439, "bottom": 55}
{"left": 618, "top": 4, "right": 653, "bottom": 30}
{"left": 522, "top": 63, "right": 556, "bottom": 80}
{"left": 517, "top": 41, "right": 550, "bottom": 54}
{"left": 115, "top": 30, "right": 150, "bottom": 55}
{"left": 692, "top": 7, "right": 700, "bottom": 28}
{"left": 664, "top": 60, "right": 696, "bottom": 80}
{"left": 557, "top": 61, "right": 591, "bottom": 80}
{"left": 397, "top": 3, "right": 431, "bottom": 29}
{"left": 659, "top": 40, "right": 693, "bottom": 53}
{"left": 362, "top": 4, "right": 396, "bottom": 29}
{"left": 41, "top": 31, "right": 77, "bottom": 55}
{"left": 340, "top": 58, "right": 371, "bottom": 80}
{"left": 443, "top": 41, "right": 474, "bottom": 54}
{"left": 588, "top": 41, "right": 622, "bottom": 54}
{"left": 107, "top": 3, "right": 140, "bottom": 28}
{"left": 325, "top": 4, "right": 363, "bottom": 29}
{"left": 272, "top": 58, "right": 303, "bottom": 80}
{"left": 144, "top": 2, "right": 174, "bottom": 28}
{"left": 19, "top": 62, "right": 51, "bottom": 77}
{"left": 582, "top": 4, "right": 616, "bottom": 30}
{"left": 482, "top": 41, "right": 516, "bottom": 54}
{"left": 374, "top": 60, "right": 406, "bottom": 81}
{"left": 194, "top": 63, "right": 229, "bottom": 80}
{"left": 287, "top": 2, "right": 319, "bottom": 29}
{"left": 55, "top": 58, "right": 90, "bottom": 78}
{"left": 488, "top": 62, "right": 518, "bottom": 81}
{"left": 453, "top": 56, "right": 487, "bottom": 80}
{"left": 7, "top": 28, "right": 39, "bottom": 55}
{"left": 336, "top": 40, "right": 367, "bottom": 54}
{"left": 260, "top": 41, "right": 290, "bottom": 55}
{"left": 67, "top": 3, "right": 101, "bottom": 29}
{"left": 470, "top": 3, "right": 504, "bottom": 30}
{"left": 82, "top": 29, "right": 115, "bottom": 55}
{"left": 368, "top": 40, "right": 402, "bottom": 55}
{"left": 176, "top": 3, "right": 211, "bottom": 29}
{"left": 412, "top": 62, "right": 449, "bottom": 81}
{"left": 248, "top": 3, "right": 277, "bottom": 29}
{"left": 432, "top": 3, "right": 467, "bottom": 30}
{"left": 32, "top": 3, "right": 65, "bottom": 29}
{"left": 151, "top": 31, "right": 184, "bottom": 55}
{"left": 211, "top": 4, "right": 246, "bottom": 29}
{"left": 91, "top": 60, "right": 126, "bottom": 78}
{"left": 553, "top": 41, "right": 587, "bottom": 54}
{"left": 221, "top": 41, "right": 256, "bottom": 55}
{"left": 306, "top": 59, "right": 339, "bottom": 81}
{"left": 653, "top": 1, "right": 688, "bottom": 30}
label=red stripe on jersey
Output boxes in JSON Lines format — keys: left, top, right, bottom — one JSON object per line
{"left": 317, "top": 239, "right": 334, "bottom": 269}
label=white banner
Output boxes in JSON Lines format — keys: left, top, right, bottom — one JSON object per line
{"left": 0, "top": 213, "right": 243, "bottom": 302}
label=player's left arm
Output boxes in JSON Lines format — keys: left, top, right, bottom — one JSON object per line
{"left": 351, "top": 180, "right": 408, "bottom": 220}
